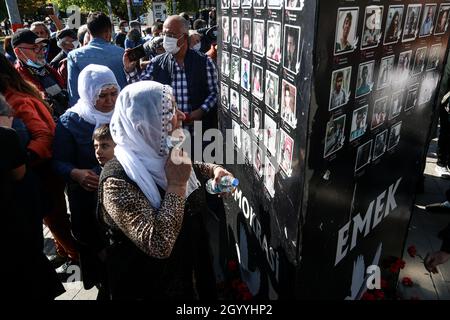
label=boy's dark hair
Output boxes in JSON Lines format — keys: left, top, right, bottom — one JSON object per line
{"left": 87, "top": 12, "right": 112, "bottom": 37}
{"left": 93, "top": 124, "right": 113, "bottom": 142}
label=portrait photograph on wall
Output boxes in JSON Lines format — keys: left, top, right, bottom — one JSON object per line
{"left": 373, "top": 129, "right": 388, "bottom": 160}
{"left": 253, "top": 19, "right": 266, "bottom": 57}
{"left": 232, "top": 17, "right": 241, "bottom": 48}
{"left": 384, "top": 5, "right": 404, "bottom": 45}
{"left": 221, "top": 82, "right": 229, "bottom": 110}
{"left": 355, "top": 140, "right": 373, "bottom": 172}
{"left": 387, "top": 121, "right": 402, "bottom": 151}
{"left": 241, "top": 57, "right": 251, "bottom": 92}
{"left": 361, "top": 5, "right": 384, "bottom": 50}
{"left": 349, "top": 105, "right": 368, "bottom": 142}
{"left": 279, "top": 130, "right": 294, "bottom": 176}
{"left": 267, "top": 21, "right": 282, "bottom": 64}
{"left": 397, "top": 50, "right": 412, "bottom": 82}
{"left": 371, "top": 96, "right": 388, "bottom": 129}
{"left": 230, "top": 88, "right": 240, "bottom": 116}
{"left": 252, "top": 63, "right": 264, "bottom": 100}
{"left": 324, "top": 114, "right": 346, "bottom": 158}
{"left": 265, "top": 70, "right": 280, "bottom": 113}
{"left": 434, "top": 4, "right": 450, "bottom": 35}
{"left": 402, "top": 4, "right": 422, "bottom": 42}
{"left": 242, "top": 18, "right": 252, "bottom": 52}
{"left": 329, "top": 66, "right": 351, "bottom": 110}
{"left": 281, "top": 80, "right": 298, "bottom": 128}
{"left": 283, "top": 24, "right": 301, "bottom": 74}
{"left": 334, "top": 7, "right": 359, "bottom": 56}
{"left": 356, "top": 60, "right": 375, "bottom": 98}
{"left": 377, "top": 55, "right": 395, "bottom": 90}
{"left": 419, "top": 4, "right": 437, "bottom": 37}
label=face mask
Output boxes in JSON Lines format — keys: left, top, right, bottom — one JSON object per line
{"left": 72, "top": 40, "right": 80, "bottom": 49}
{"left": 165, "top": 135, "right": 184, "bottom": 150}
{"left": 20, "top": 49, "right": 45, "bottom": 69}
{"left": 192, "top": 43, "right": 201, "bottom": 51}
{"left": 124, "top": 27, "right": 130, "bottom": 32}
{"left": 163, "top": 35, "right": 182, "bottom": 55}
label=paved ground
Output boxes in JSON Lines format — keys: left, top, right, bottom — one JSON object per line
{"left": 45, "top": 138, "right": 450, "bottom": 300}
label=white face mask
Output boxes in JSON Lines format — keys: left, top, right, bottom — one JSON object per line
{"left": 124, "top": 26, "right": 130, "bottom": 32}
{"left": 163, "top": 35, "right": 183, "bottom": 55}
{"left": 192, "top": 43, "right": 201, "bottom": 51}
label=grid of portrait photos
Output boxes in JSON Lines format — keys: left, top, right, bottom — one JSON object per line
{"left": 219, "top": 0, "right": 304, "bottom": 198}
{"left": 325, "top": 2, "right": 449, "bottom": 175}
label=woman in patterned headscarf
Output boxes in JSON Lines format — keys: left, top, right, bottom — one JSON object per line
{"left": 98, "top": 80, "right": 234, "bottom": 300}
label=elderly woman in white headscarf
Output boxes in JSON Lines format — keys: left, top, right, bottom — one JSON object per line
{"left": 53, "top": 64, "right": 120, "bottom": 291}
{"left": 97, "top": 80, "right": 233, "bottom": 300}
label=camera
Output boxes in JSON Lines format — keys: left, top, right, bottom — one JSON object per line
{"left": 197, "top": 25, "right": 217, "bottom": 43}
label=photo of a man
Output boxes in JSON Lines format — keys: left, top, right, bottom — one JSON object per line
{"left": 221, "top": 0, "right": 230, "bottom": 9}
{"left": 265, "top": 70, "right": 280, "bottom": 112}
{"left": 231, "top": 54, "right": 240, "bottom": 84}
{"left": 253, "top": 0, "right": 266, "bottom": 9}
{"left": 355, "top": 140, "right": 372, "bottom": 172}
{"left": 361, "top": 5, "right": 384, "bottom": 50}
{"left": 435, "top": 4, "right": 450, "bottom": 35}
{"left": 252, "top": 64, "right": 263, "bottom": 100}
{"left": 285, "top": 0, "right": 302, "bottom": 11}
{"left": 242, "top": 130, "right": 252, "bottom": 163}
{"left": 232, "top": 17, "right": 240, "bottom": 47}
{"left": 253, "top": 143, "right": 264, "bottom": 177}
{"left": 324, "top": 115, "right": 346, "bottom": 158}
{"left": 242, "top": 18, "right": 252, "bottom": 52}
{"left": 267, "top": 21, "right": 282, "bottom": 64}
{"left": 412, "top": 47, "right": 427, "bottom": 75}
{"left": 264, "top": 157, "right": 276, "bottom": 197}
{"left": 232, "top": 119, "right": 241, "bottom": 149}
{"left": 356, "top": 61, "right": 374, "bottom": 97}
{"left": 329, "top": 66, "right": 351, "bottom": 110}
{"left": 371, "top": 96, "right": 387, "bottom": 129}
{"left": 403, "top": 4, "right": 422, "bottom": 42}
{"left": 264, "top": 114, "right": 278, "bottom": 156}
{"left": 221, "top": 83, "right": 229, "bottom": 110}
{"left": 241, "top": 96, "right": 251, "bottom": 128}
{"left": 230, "top": 89, "right": 240, "bottom": 116}
{"left": 373, "top": 130, "right": 388, "bottom": 160}
{"left": 222, "top": 16, "right": 230, "bottom": 43}
{"left": 281, "top": 80, "right": 297, "bottom": 128}
{"left": 241, "top": 58, "right": 251, "bottom": 92}
{"left": 405, "top": 87, "right": 418, "bottom": 111}
{"left": 334, "top": 7, "right": 359, "bottom": 55}
{"left": 377, "top": 55, "right": 394, "bottom": 90}
{"left": 419, "top": 4, "right": 437, "bottom": 37}
{"left": 397, "top": 50, "right": 412, "bottom": 82}
{"left": 389, "top": 91, "right": 404, "bottom": 120}
{"left": 253, "top": 20, "right": 265, "bottom": 57}
{"left": 388, "top": 122, "right": 402, "bottom": 151}
{"left": 350, "top": 105, "right": 368, "bottom": 141}
{"left": 427, "top": 44, "right": 441, "bottom": 70}
{"left": 221, "top": 51, "right": 230, "bottom": 77}
{"left": 279, "top": 130, "right": 294, "bottom": 176}
{"left": 283, "top": 24, "right": 301, "bottom": 73}
{"left": 253, "top": 107, "right": 263, "bottom": 140}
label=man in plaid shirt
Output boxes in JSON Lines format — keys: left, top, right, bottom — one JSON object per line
{"left": 123, "top": 15, "right": 218, "bottom": 133}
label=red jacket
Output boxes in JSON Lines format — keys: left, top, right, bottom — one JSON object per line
{"left": 14, "top": 61, "right": 66, "bottom": 100}
{"left": 4, "top": 87, "right": 56, "bottom": 162}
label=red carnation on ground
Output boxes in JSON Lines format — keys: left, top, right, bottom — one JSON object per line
{"left": 374, "top": 289, "right": 385, "bottom": 300}
{"left": 227, "top": 260, "right": 238, "bottom": 272}
{"left": 401, "top": 277, "right": 413, "bottom": 287}
{"left": 407, "top": 245, "right": 417, "bottom": 258}
{"left": 361, "top": 292, "right": 376, "bottom": 300}
{"left": 380, "top": 278, "right": 389, "bottom": 289}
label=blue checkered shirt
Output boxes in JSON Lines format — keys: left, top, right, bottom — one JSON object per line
{"left": 127, "top": 54, "right": 218, "bottom": 114}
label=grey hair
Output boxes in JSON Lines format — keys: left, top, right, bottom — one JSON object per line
{"left": 0, "top": 94, "right": 12, "bottom": 117}
{"left": 166, "top": 15, "right": 190, "bottom": 35}
{"left": 30, "top": 21, "right": 50, "bottom": 37}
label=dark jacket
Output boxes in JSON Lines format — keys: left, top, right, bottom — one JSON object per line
{"left": 151, "top": 49, "right": 210, "bottom": 112}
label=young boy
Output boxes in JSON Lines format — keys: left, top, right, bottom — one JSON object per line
{"left": 93, "top": 124, "right": 115, "bottom": 169}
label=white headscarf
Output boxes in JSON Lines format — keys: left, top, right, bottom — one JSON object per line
{"left": 68, "top": 64, "right": 120, "bottom": 129}
{"left": 110, "top": 81, "right": 200, "bottom": 209}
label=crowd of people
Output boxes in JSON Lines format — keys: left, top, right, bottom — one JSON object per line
{"left": 1, "top": 7, "right": 231, "bottom": 300}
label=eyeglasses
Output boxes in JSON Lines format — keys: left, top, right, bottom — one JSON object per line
{"left": 18, "top": 44, "right": 48, "bottom": 53}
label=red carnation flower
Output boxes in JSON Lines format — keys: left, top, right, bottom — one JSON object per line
{"left": 402, "top": 277, "right": 413, "bottom": 287}
{"left": 390, "top": 264, "right": 400, "bottom": 273}
{"left": 361, "top": 292, "right": 376, "bottom": 300}
{"left": 380, "top": 278, "right": 389, "bottom": 289}
{"left": 407, "top": 245, "right": 417, "bottom": 258}
{"left": 227, "top": 260, "right": 238, "bottom": 272}
{"left": 374, "top": 289, "right": 385, "bottom": 300}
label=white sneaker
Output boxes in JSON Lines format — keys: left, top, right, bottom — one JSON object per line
{"left": 435, "top": 164, "right": 450, "bottom": 178}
